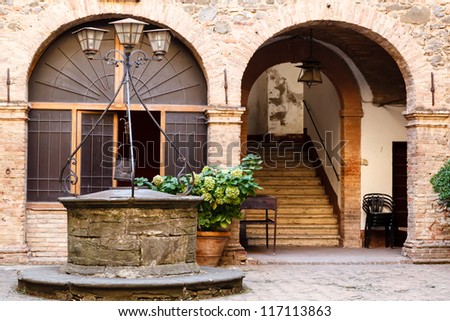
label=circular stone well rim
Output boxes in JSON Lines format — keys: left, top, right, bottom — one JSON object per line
{"left": 18, "top": 266, "right": 245, "bottom": 300}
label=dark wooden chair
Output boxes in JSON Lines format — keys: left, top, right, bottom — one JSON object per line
{"left": 240, "top": 195, "right": 277, "bottom": 252}
{"left": 362, "top": 193, "right": 395, "bottom": 248}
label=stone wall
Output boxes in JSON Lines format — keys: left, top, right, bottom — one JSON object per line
{"left": 0, "top": 0, "right": 440, "bottom": 108}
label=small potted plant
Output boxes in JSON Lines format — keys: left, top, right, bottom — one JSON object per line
{"left": 135, "top": 154, "right": 263, "bottom": 266}
{"left": 430, "top": 159, "right": 450, "bottom": 211}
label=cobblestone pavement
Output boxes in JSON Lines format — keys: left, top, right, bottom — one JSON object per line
{"left": 222, "top": 264, "right": 450, "bottom": 301}
{"left": 1, "top": 248, "right": 449, "bottom": 301}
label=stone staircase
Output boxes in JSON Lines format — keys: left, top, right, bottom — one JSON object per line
{"left": 244, "top": 139, "right": 340, "bottom": 247}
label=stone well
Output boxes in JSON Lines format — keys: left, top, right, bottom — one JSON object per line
{"left": 18, "top": 188, "right": 245, "bottom": 300}
{"left": 59, "top": 188, "right": 202, "bottom": 278}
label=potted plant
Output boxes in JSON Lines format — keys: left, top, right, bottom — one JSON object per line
{"left": 430, "top": 159, "right": 450, "bottom": 211}
{"left": 135, "top": 154, "right": 263, "bottom": 266}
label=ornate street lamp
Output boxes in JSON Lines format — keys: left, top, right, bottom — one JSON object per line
{"left": 110, "top": 18, "right": 147, "bottom": 51}
{"left": 61, "top": 18, "right": 191, "bottom": 198}
{"left": 297, "top": 29, "right": 323, "bottom": 88}
{"left": 145, "top": 29, "right": 173, "bottom": 59}
{"left": 72, "top": 27, "right": 109, "bottom": 59}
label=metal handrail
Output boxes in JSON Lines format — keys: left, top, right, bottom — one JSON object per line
{"left": 303, "top": 100, "right": 340, "bottom": 181}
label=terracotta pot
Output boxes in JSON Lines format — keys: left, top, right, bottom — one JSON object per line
{"left": 196, "top": 231, "right": 230, "bottom": 266}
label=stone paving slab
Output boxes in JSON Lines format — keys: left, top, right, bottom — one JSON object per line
{"left": 245, "top": 246, "right": 413, "bottom": 265}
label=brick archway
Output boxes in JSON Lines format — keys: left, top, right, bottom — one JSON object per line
{"left": 237, "top": 1, "right": 428, "bottom": 112}
{"left": 241, "top": 37, "right": 363, "bottom": 247}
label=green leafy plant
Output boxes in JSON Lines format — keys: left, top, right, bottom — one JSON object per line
{"left": 135, "top": 154, "right": 263, "bottom": 231}
{"left": 135, "top": 175, "right": 184, "bottom": 195}
{"left": 430, "top": 159, "right": 450, "bottom": 208}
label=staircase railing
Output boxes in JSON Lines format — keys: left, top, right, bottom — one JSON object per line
{"left": 303, "top": 100, "right": 340, "bottom": 182}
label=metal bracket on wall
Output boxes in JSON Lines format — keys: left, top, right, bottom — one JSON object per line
{"left": 431, "top": 72, "right": 435, "bottom": 106}
{"left": 224, "top": 69, "right": 228, "bottom": 105}
{"left": 6, "top": 68, "right": 10, "bottom": 103}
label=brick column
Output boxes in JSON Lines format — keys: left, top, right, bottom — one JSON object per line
{"left": 402, "top": 111, "right": 450, "bottom": 263}
{"left": 0, "top": 103, "right": 30, "bottom": 263}
{"left": 205, "top": 106, "right": 247, "bottom": 264}
{"left": 205, "top": 106, "right": 246, "bottom": 167}
{"left": 340, "top": 109, "right": 364, "bottom": 247}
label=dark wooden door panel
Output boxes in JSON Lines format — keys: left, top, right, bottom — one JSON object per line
{"left": 392, "top": 141, "right": 408, "bottom": 246}
{"left": 165, "top": 112, "right": 207, "bottom": 176}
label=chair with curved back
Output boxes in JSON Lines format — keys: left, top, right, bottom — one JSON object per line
{"left": 362, "top": 193, "right": 395, "bottom": 248}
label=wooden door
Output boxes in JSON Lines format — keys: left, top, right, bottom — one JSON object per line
{"left": 392, "top": 141, "right": 408, "bottom": 246}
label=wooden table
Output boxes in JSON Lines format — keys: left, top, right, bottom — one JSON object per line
{"left": 240, "top": 195, "right": 277, "bottom": 252}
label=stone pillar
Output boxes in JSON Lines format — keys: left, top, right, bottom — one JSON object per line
{"left": 402, "top": 111, "right": 450, "bottom": 263}
{"left": 340, "top": 109, "right": 364, "bottom": 247}
{"left": 0, "top": 103, "right": 30, "bottom": 263}
{"left": 205, "top": 106, "right": 246, "bottom": 167}
{"left": 205, "top": 106, "right": 247, "bottom": 264}
{"left": 220, "top": 219, "right": 247, "bottom": 265}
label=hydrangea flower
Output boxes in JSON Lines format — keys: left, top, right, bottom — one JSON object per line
{"left": 151, "top": 175, "right": 164, "bottom": 186}
{"left": 193, "top": 173, "right": 201, "bottom": 186}
{"left": 231, "top": 168, "right": 243, "bottom": 178}
{"left": 202, "top": 192, "right": 213, "bottom": 202}
{"left": 225, "top": 186, "right": 240, "bottom": 199}
{"left": 203, "top": 176, "right": 215, "bottom": 191}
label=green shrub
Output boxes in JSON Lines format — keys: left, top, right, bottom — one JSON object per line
{"left": 135, "top": 154, "right": 263, "bottom": 231}
{"left": 430, "top": 159, "right": 450, "bottom": 207}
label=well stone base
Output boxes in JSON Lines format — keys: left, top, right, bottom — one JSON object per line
{"left": 61, "top": 262, "right": 200, "bottom": 278}
{"left": 18, "top": 266, "right": 244, "bottom": 300}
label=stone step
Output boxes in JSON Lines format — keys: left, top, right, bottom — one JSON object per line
{"left": 276, "top": 205, "right": 334, "bottom": 214}
{"left": 244, "top": 214, "right": 338, "bottom": 225}
{"left": 276, "top": 196, "right": 330, "bottom": 205}
{"left": 247, "top": 145, "right": 305, "bottom": 151}
{"left": 246, "top": 235, "right": 340, "bottom": 247}
{"left": 259, "top": 155, "right": 306, "bottom": 161}
{"left": 244, "top": 205, "right": 335, "bottom": 213}
{"left": 254, "top": 157, "right": 306, "bottom": 165}
{"left": 258, "top": 186, "right": 325, "bottom": 195}
{"left": 260, "top": 163, "right": 312, "bottom": 170}
{"left": 246, "top": 140, "right": 307, "bottom": 146}
{"left": 254, "top": 169, "right": 316, "bottom": 177}
{"left": 249, "top": 147, "right": 305, "bottom": 153}
{"left": 256, "top": 165, "right": 316, "bottom": 170}
{"left": 255, "top": 177, "right": 322, "bottom": 186}
{"left": 246, "top": 224, "right": 339, "bottom": 236}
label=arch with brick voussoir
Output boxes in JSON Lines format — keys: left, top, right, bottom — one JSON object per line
{"left": 239, "top": 12, "right": 426, "bottom": 247}
{"left": 24, "top": 8, "right": 217, "bottom": 103}
{"left": 235, "top": 0, "right": 431, "bottom": 113}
